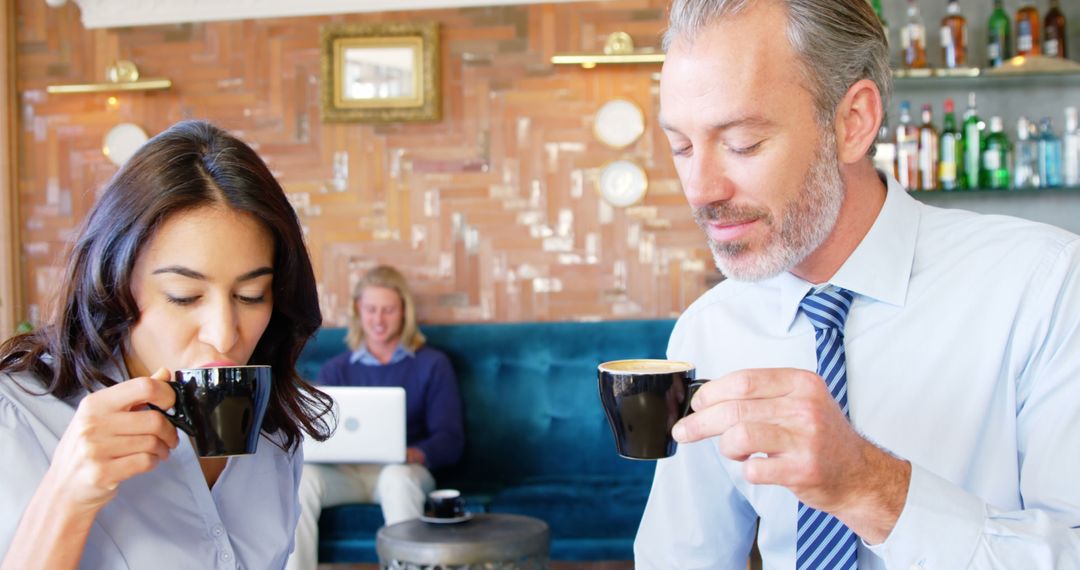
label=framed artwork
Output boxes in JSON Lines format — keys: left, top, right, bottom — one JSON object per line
{"left": 321, "top": 22, "right": 441, "bottom": 123}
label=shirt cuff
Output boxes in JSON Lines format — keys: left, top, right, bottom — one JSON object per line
{"left": 865, "top": 463, "right": 983, "bottom": 568}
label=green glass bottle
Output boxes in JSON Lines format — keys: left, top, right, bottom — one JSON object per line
{"left": 870, "top": 0, "right": 889, "bottom": 41}
{"left": 962, "top": 92, "right": 983, "bottom": 190}
{"left": 981, "top": 116, "right": 1012, "bottom": 190}
{"left": 988, "top": 0, "right": 1012, "bottom": 67}
{"left": 939, "top": 98, "right": 963, "bottom": 190}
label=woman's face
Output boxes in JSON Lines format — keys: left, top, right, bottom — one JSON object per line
{"left": 124, "top": 205, "right": 275, "bottom": 379}
{"left": 357, "top": 285, "right": 404, "bottom": 349}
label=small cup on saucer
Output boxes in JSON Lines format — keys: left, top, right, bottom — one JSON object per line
{"left": 425, "top": 489, "right": 466, "bottom": 520}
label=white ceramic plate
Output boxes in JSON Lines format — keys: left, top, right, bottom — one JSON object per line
{"left": 593, "top": 99, "right": 645, "bottom": 149}
{"left": 420, "top": 512, "right": 474, "bottom": 525}
{"left": 598, "top": 160, "right": 648, "bottom": 208}
{"left": 103, "top": 123, "right": 149, "bottom": 166}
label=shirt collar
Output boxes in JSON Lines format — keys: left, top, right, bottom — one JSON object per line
{"left": 349, "top": 343, "right": 415, "bottom": 366}
{"left": 775, "top": 172, "right": 920, "bottom": 330}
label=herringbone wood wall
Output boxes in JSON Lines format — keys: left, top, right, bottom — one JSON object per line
{"left": 14, "top": 0, "right": 721, "bottom": 327}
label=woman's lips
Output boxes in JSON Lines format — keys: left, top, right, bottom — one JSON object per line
{"left": 198, "top": 360, "right": 238, "bottom": 368}
{"left": 706, "top": 218, "right": 760, "bottom": 242}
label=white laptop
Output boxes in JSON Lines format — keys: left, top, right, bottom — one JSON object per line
{"left": 303, "top": 386, "right": 407, "bottom": 464}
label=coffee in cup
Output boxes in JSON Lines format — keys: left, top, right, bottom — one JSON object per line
{"left": 151, "top": 365, "right": 272, "bottom": 457}
{"left": 425, "top": 489, "right": 466, "bottom": 519}
{"left": 597, "top": 359, "right": 702, "bottom": 460}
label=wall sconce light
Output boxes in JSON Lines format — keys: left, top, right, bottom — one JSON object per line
{"left": 46, "top": 60, "right": 172, "bottom": 94}
{"left": 551, "top": 32, "right": 665, "bottom": 69}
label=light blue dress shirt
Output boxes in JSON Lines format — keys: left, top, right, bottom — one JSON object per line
{"left": 0, "top": 361, "right": 303, "bottom": 569}
{"left": 349, "top": 343, "right": 413, "bottom": 366}
{"left": 636, "top": 176, "right": 1080, "bottom": 569}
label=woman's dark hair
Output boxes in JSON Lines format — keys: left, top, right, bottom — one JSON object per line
{"left": 0, "top": 119, "right": 332, "bottom": 449}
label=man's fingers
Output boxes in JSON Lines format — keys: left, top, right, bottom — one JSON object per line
{"left": 692, "top": 368, "right": 812, "bottom": 410}
{"left": 716, "top": 421, "right": 792, "bottom": 461}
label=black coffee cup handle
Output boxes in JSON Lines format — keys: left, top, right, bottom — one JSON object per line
{"left": 147, "top": 382, "right": 197, "bottom": 436}
{"left": 682, "top": 379, "right": 709, "bottom": 417}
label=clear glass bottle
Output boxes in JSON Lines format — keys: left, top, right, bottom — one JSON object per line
{"left": 981, "top": 116, "right": 1012, "bottom": 190}
{"left": 988, "top": 0, "right": 1012, "bottom": 67}
{"left": 918, "top": 104, "right": 939, "bottom": 190}
{"left": 941, "top": 0, "right": 968, "bottom": 68}
{"left": 1014, "top": 117, "right": 1040, "bottom": 189}
{"left": 874, "top": 123, "right": 897, "bottom": 180}
{"left": 1038, "top": 118, "right": 1063, "bottom": 188}
{"left": 939, "top": 98, "right": 963, "bottom": 190}
{"left": 963, "top": 93, "right": 984, "bottom": 190}
{"left": 896, "top": 101, "right": 920, "bottom": 190}
{"left": 1044, "top": 0, "right": 1068, "bottom": 59}
{"left": 901, "top": 0, "right": 928, "bottom": 69}
{"left": 1064, "top": 107, "right": 1080, "bottom": 187}
{"left": 1016, "top": 1, "right": 1041, "bottom": 56}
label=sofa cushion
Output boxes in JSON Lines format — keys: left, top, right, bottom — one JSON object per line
{"left": 487, "top": 476, "right": 652, "bottom": 560}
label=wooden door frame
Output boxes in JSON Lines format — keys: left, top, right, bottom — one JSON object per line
{"left": 0, "top": 0, "right": 22, "bottom": 338}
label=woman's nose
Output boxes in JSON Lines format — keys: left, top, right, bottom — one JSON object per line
{"left": 198, "top": 300, "right": 239, "bottom": 354}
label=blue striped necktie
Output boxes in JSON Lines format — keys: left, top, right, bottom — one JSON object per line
{"left": 796, "top": 286, "right": 858, "bottom": 570}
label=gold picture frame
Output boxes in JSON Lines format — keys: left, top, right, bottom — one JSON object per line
{"left": 321, "top": 22, "right": 441, "bottom": 123}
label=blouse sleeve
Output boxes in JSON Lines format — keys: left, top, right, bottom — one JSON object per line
{"left": 0, "top": 392, "right": 52, "bottom": 558}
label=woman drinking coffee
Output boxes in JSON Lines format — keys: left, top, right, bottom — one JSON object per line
{"left": 0, "top": 120, "right": 333, "bottom": 569}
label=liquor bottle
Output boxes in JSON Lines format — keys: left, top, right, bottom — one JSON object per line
{"left": 988, "top": 0, "right": 1012, "bottom": 67}
{"left": 901, "top": 0, "right": 927, "bottom": 69}
{"left": 941, "top": 0, "right": 968, "bottom": 69}
{"left": 939, "top": 98, "right": 963, "bottom": 190}
{"left": 1044, "top": 0, "right": 1068, "bottom": 59}
{"left": 1038, "top": 118, "right": 1063, "bottom": 188}
{"left": 870, "top": 0, "right": 889, "bottom": 38}
{"left": 874, "top": 123, "right": 897, "bottom": 180}
{"left": 1065, "top": 107, "right": 1080, "bottom": 187}
{"left": 1014, "top": 117, "right": 1040, "bottom": 189}
{"left": 1016, "top": 1, "right": 1041, "bottom": 57}
{"left": 896, "top": 101, "right": 920, "bottom": 190}
{"left": 981, "top": 116, "right": 1011, "bottom": 190}
{"left": 918, "top": 104, "right": 939, "bottom": 190}
{"left": 963, "top": 93, "right": 984, "bottom": 190}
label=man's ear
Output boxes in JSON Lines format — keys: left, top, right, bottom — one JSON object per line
{"left": 833, "top": 79, "right": 884, "bottom": 165}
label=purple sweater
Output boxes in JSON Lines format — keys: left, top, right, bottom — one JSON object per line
{"left": 317, "top": 346, "right": 465, "bottom": 470}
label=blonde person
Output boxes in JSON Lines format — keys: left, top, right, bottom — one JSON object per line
{"left": 287, "top": 265, "right": 464, "bottom": 570}
{"left": 0, "top": 120, "right": 333, "bottom": 569}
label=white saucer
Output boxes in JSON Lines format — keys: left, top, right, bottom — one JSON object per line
{"left": 420, "top": 512, "right": 473, "bottom": 524}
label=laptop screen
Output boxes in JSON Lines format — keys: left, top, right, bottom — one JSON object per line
{"left": 302, "top": 386, "right": 407, "bottom": 464}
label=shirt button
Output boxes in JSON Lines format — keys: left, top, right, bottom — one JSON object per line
{"left": 909, "top": 564, "right": 923, "bottom": 570}
{"left": 220, "top": 551, "right": 232, "bottom": 561}
{"left": 212, "top": 525, "right": 224, "bottom": 537}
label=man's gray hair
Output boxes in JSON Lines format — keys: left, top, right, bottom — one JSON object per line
{"left": 663, "top": 0, "right": 891, "bottom": 148}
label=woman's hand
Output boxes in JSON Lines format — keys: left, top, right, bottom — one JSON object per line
{"left": 46, "top": 367, "right": 181, "bottom": 513}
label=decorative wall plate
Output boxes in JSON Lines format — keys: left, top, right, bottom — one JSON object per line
{"left": 593, "top": 99, "right": 645, "bottom": 149}
{"left": 102, "top": 123, "right": 149, "bottom": 166}
{"left": 598, "top": 160, "right": 648, "bottom": 207}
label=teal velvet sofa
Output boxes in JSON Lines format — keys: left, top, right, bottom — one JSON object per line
{"left": 295, "top": 319, "right": 676, "bottom": 563}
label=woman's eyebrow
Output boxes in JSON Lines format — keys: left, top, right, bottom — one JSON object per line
{"left": 152, "top": 265, "right": 273, "bottom": 282}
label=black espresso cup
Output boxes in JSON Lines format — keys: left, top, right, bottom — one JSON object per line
{"left": 598, "top": 359, "right": 704, "bottom": 460}
{"left": 425, "top": 489, "right": 466, "bottom": 519}
{"left": 151, "top": 366, "right": 272, "bottom": 457}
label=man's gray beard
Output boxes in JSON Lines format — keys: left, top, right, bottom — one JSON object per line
{"left": 694, "top": 135, "right": 845, "bottom": 282}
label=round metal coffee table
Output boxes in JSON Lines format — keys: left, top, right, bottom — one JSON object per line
{"left": 377, "top": 513, "right": 550, "bottom": 570}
